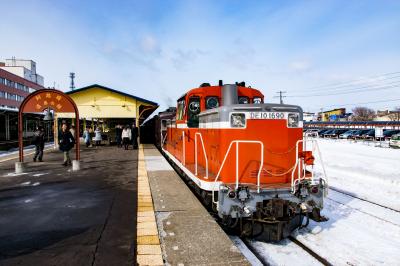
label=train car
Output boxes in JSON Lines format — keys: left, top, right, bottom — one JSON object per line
{"left": 155, "top": 81, "right": 328, "bottom": 241}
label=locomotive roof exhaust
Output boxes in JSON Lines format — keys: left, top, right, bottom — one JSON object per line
{"left": 222, "top": 84, "right": 238, "bottom": 106}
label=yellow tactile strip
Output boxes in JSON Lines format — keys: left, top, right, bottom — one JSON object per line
{"left": 137, "top": 145, "right": 164, "bottom": 266}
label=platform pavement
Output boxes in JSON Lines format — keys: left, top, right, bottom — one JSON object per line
{"left": 0, "top": 145, "right": 138, "bottom": 266}
{"left": 140, "top": 144, "right": 250, "bottom": 265}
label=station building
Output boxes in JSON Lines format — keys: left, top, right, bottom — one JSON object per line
{"left": 56, "top": 84, "right": 158, "bottom": 144}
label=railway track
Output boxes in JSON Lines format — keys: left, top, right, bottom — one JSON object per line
{"left": 287, "top": 236, "right": 333, "bottom": 266}
{"left": 237, "top": 236, "right": 333, "bottom": 266}
{"left": 329, "top": 186, "right": 400, "bottom": 213}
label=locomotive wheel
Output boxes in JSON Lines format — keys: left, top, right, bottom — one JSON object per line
{"left": 241, "top": 222, "right": 253, "bottom": 237}
{"left": 201, "top": 191, "right": 212, "bottom": 207}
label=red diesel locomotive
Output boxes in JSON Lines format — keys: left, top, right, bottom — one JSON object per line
{"left": 155, "top": 81, "right": 328, "bottom": 241}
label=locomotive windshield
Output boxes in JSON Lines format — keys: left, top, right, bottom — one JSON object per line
{"left": 206, "top": 96, "right": 219, "bottom": 109}
{"left": 188, "top": 96, "right": 200, "bottom": 127}
{"left": 253, "top": 97, "right": 263, "bottom": 104}
{"left": 238, "top": 96, "right": 249, "bottom": 104}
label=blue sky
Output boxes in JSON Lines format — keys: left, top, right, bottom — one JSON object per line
{"left": 1, "top": 0, "right": 399, "bottom": 112}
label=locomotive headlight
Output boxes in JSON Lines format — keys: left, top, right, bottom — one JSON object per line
{"left": 287, "top": 113, "right": 299, "bottom": 128}
{"left": 230, "top": 113, "right": 246, "bottom": 128}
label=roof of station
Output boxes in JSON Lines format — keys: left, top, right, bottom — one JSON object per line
{"left": 66, "top": 84, "right": 158, "bottom": 106}
{"left": 57, "top": 84, "right": 158, "bottom": 121}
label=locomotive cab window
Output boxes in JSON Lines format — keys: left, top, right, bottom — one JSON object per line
{"left": 206, "top": 96, "right": 219, "bottom": 109}
{"left": 253, "top": 97, "right": 263, "bottom": 104}
{"left": 177, "top": 99, "right": 186, "bottom": 120}
{"left": 187, "top": 96, "right": 201, "bottom": 128}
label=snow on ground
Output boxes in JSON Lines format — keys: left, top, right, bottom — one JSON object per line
{"left": 294, "top": 194, "right": 400, "bottom": 265}
{"left": 247, "top": 138, "right": 400, "bottom": 265}
{"left": 296, "top": 140, "right": 400, "bottom": 265}
{"left": 312, "top": 138, "right": 400, "bottom": 211}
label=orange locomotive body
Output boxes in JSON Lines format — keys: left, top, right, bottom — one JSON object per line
{"left": 158, "top": 82, "right": 328, "bottom": 241}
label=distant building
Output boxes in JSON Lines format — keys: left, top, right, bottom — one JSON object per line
{"left": 0, "top": 58, "right": 44, "bottom": 86}
{"left": 303, "top": 112, "right": 316, "bottom": 122}
{"left": 320, "top": 108, "right": 346, "bottom": 122}
{"left": 375, "top": 110, "right": 400, "bottom": 122}
{"left": 0, "top": 65, "right": 45, "bottom": 141}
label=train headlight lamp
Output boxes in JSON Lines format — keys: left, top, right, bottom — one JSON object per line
{"left": 230, "top": 113, "right": 246, "bottom": 128}
{"left": 288, "top": 113, "right": 299, "bottom": 128}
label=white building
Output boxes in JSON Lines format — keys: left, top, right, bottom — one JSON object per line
{"left": 303, "top": 112, "right": 316, "bottom": 122}
{"left": 0, "top": 58, "right": 44, "bottom": 86}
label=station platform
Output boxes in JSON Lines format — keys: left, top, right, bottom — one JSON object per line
{"left": 138, "top": 144, "right": 250, "bottom": 265}
{"left": 0, "top": 145, "right": 138, "bottom": 266}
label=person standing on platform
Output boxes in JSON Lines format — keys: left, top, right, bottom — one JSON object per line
{"left": 69, "top": 125, "right": 75, "bottom": 139}
{"left": 83, "top": 126, "right": 91, "bottom": 147}
{"left": 122, "top": 125, "right": 131, "bottom": 150}
{"left": 115, "top": 124, "right": 122, "bottom": 148}
{"left": 33, "top": 125, "right": 45, "bottom": 162}
{"left": 59, "top": 123, "right": 75, "bottom": 166}
{"left": 89, "top": 127, "right": 94, "bottom": 147}
{"left": 131, "top": 123, "right": 138, "bottom": 149}
{"left": 94, "top": 127, "right": 102, "bottom": 147}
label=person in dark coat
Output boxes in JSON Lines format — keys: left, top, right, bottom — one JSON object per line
{"left": 59, "top": 123, "right": 75, "bottom": 166}
{"left": 115, "top": 124, "right": 122, "bottom": 148}
{"left": 33, "top": 125, "right": 45, "bottom": 162}
{"left": 131, "top": 123, "right": 138, "bottom": 149}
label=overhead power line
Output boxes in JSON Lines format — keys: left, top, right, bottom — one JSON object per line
{"left": 293, "top": 71, "right": 400, "bottom": 93}
{"left": 321, "top": 98, "right": 400, "bottom": 108}
{"left": 288, "top": 81, "right": 400, "bottom": 98}
{"left": 273, "top": 91, "right": 287, "bottom": 104}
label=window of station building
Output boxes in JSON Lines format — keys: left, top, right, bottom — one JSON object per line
{"left": 6, "top": 79, "right": 14, "bottom": 88}
{"left": 176, "top": 99, "right": 186, "bottom": 120}
{"left": 238, "top": 96, "right": 249, "bottom": 104}
{"left": 0, "top": 91, "right": 5, "bottom": 98}
{"left": 206, "top": 96, "right": 219, "bottom": 109}
{"left": 187, "top": 96, "right": 201, "bottom": 128}
{"left": 16, "top": 83, "right": 25, "bottom": 91}
{"left": 7, "top": 93, "right": 16, "bottom": 101}
{"left": 0, "top": 77, "right": 5, "bottom": 85}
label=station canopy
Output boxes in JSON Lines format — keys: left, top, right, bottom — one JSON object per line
{"left": 57, "top": 84, "right": 158, "bottom": 125}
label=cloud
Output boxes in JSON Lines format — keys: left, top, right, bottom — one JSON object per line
{"left": 140, "top": 35, "right": 161, "bottom": 54}
{"left": 289, "top": 60, "right": 312, "bottom": 72}
{"left": 170, "top": 49, "right": 207, "bottom": 71}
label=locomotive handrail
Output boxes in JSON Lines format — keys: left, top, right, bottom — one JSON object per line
{"left": 194, "top": 132, "right": 208, "bottom": 179}
{"left": 182, "top": 131, "right": 185, "bottom": 165}
{"left": 291, "top": 139, "right": 328, "bottom": 194}
{"left": 212, "top": 140, "right": 264, "bottom": 205}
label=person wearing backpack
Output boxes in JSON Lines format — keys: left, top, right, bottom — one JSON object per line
{"left": 33, "top": 125, "right": 45, "bottom": 162}
{"left": 59, "top": 123, "right": 75, "bottom": 166}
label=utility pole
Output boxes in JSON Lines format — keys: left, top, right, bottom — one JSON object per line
{"left": 274, "top": 91, "right": 287, "bottom": 104}
{"left": 69, "top": 72, "right": 75, "bottom": 90}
